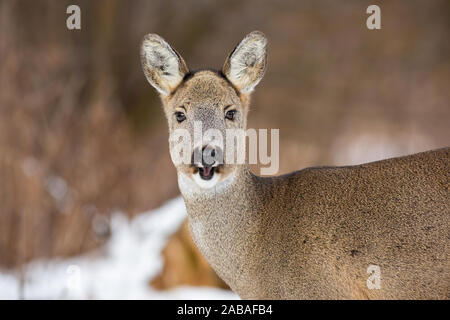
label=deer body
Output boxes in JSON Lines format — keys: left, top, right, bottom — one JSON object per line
{"left": 181, "top": 149, "right": 449, "bottom": 299}
{"left": 140, "top": 31, "right": 450, "bottom": 299}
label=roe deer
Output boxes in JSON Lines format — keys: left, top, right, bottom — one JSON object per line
{"left": 140, "top": 31, "right": 449, "bottom": 299}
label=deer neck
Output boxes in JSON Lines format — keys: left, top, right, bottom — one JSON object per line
{"left": 177, "top": 165, "right": 264, "bottom": 294}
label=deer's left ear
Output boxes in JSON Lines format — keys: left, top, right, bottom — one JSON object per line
{"left": 222, "top": 31, "right": 267, "bottom": 94}
{"left": 141, "top": 34, "right": 188, "bottom": 96}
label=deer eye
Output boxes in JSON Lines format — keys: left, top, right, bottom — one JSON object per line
{"left": 175, "top": 111, "right": 186, "bottom": 123}
{"left": 225, "top": 109, "right": 237, "bottom": 121}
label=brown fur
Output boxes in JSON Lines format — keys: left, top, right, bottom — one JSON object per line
{"left": 141, "top": 31, "right": 450, "bottom": 299}
{"left": 184, "top": 149, "right": 449, "bottom": 299}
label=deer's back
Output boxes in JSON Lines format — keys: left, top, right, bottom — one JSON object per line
{"left": 256, "top": 148, "right": 449, "bottom": 299}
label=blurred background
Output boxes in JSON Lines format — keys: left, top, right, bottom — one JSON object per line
{"left": 0, "top": 0, "right": 449, "bottom": 299}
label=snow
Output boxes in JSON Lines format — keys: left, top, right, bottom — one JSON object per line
{"left": 331, "top": 132, "right": 432, "bottom": 166}
{"left": 0, "top": 197, "right": 239, "bottom": 300}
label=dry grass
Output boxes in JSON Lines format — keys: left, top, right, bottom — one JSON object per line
{"left": 0, "top": 0, "right": 179, "bottom": 268}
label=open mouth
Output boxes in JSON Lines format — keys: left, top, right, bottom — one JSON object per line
{"left": 199, "top": 166, "right": 215, "bottom": 180}
{"left": 194, "top": 165, "right": 222, "bottom": 181}
{"left": 191, "top": 146, "right": 224, "bottom": 181}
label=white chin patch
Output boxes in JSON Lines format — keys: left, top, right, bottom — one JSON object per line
{"left": 178, "top": 170, "right": 236, "bottom": 198}
{"left": 192, "top": 172, "right": 220, "bottom": 189}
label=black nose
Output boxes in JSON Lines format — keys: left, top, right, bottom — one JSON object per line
{"left": 192, "top": 145, "right": 223, "bottom": 167}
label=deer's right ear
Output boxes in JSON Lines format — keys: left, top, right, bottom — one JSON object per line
{"left": 140, "top": 34, "right": 188, "bottom": 96}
